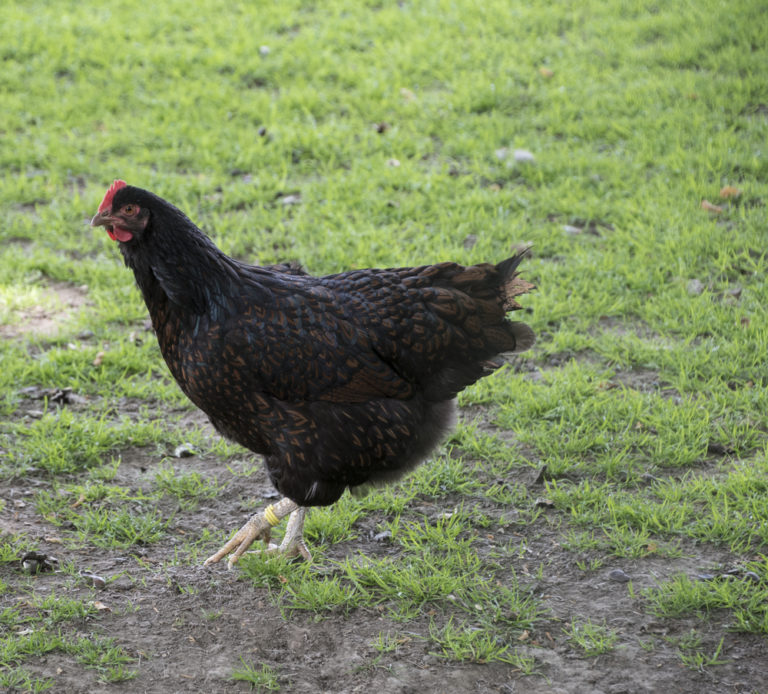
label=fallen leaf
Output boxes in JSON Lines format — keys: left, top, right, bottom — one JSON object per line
{"left": 399, "top": 87, "right": 415, "bottom": 101}
{"left": 70, "top": 492, "right": 86, "bottom": 509}
{"left": 92, "top": 351, "right": 105, "bottom": 366}
{"left": 719, "top": 185, "right": 742, "bottom": 199}
{"left": 539, "top": 67, "right": 554, "bottom": 78}
{"left": 701, "top": 199, "right": 723, "bottom": 213}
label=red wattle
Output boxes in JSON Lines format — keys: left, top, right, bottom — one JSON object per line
{"left": 108, "top": 227, "right": 133, "bottom": 242}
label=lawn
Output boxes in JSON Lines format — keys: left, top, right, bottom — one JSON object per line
{"left": 1, "top": 0, "right": 767, "bottom": 691}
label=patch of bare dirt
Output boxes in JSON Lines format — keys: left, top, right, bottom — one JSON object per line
{"left": 1, "top": 281, "right": 90, "bottom": 339}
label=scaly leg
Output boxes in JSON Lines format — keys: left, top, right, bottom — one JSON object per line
{"left": 269, "top": 507, "right": 311, "bottom": 561}
{"left": 203, "top": 497, "right": 309, "bottom": 569}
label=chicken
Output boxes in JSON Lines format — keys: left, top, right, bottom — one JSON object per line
{"left": 91, "top": 180, "right": 535, "bottom": 567}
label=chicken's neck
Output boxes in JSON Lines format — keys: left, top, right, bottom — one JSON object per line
{"left": 123, "top": 228, "right": 237, "bottom": 325}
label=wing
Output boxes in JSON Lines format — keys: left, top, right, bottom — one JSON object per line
{"left": 216, "top": 271, "right": 416, "bottom": 404}
{"left": 202, "top": 256, "right": 533, "bottom": 406}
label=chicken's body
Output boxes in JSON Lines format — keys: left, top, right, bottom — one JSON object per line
{"left": 92, "top": 181, "right": 535, "bottom": 566}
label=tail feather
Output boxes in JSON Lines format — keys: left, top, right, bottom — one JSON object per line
{"left": 497, "top": 250, "right": 536, "bottom": 313}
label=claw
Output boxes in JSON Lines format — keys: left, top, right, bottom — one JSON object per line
{"left": 272, "top": 507, "right": 311, "bottom": 561}
{"left": 203, "top": 497, "right": 304, "bottom": 569}
{"left": 202, "top": 513, "right": 272, "bottom": 568}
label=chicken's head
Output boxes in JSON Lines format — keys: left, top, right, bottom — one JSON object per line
{"left": 91, "top": 180, "right": 150, "bottom": 243}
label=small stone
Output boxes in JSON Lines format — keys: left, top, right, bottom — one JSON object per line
{"left": 563, "top": 225, "right": 583, "bottom": 235}
{"left": 608, "top": 569, "right": 631, "bottom": 583}
{"left": 80, "top": 571, "right": 107, "bottom": 589}
{"left": 259, "top": 45, "right": 270, "bottom": 56}
{"left": 695, "top": 573, "right": 716, "bottom": 581}
{"left": 279, "top": 193, "right": 301, "bottom": 206}
{"left": 76, "top": 330, "right": 95, "bottom": 340}
{"left": 687, "top": 279, "right": 704, "bottom": 296}
{"left": 173, "top": 443, "right": 197, "bottom": 458}
{"left": 21, "top": 551, "right": 59, "bottom": 574}
{"left": 744, "top": 571, "right": 761, "bottom": 583}
{"left": 513, "top": 149, "right": 536, "bottom": 163}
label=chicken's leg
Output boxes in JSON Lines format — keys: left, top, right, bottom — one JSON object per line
{"left": 203, "top": 497, "right": 311, "bottom": 569}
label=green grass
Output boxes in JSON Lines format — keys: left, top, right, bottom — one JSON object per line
{"left": 1, "top": 0, "right": 767, "bottom": 689}
{"left": 564, "top": 618, "right": 620, "bottom": 657}
{"left": 230, "top": 660, "right": 281, "bottom": 691}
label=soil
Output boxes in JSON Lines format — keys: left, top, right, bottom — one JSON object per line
{"left": 2, "top": 295, "right": 768, "bottom": 694}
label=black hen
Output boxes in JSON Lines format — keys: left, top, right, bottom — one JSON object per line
{"left": 91, "top": 180, "right": 535, "bottom": 565}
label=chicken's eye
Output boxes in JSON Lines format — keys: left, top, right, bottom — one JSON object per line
{"left": 121, "top": 204, "right": 139, "bottom": 216}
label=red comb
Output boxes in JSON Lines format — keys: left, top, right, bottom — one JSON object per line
{"left": 98, "top": 179, "right": 127, "bottom": 213}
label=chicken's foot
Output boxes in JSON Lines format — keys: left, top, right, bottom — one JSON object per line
{"left": 203, "top": 497, "right": 309, "bottom": 569}
{"left": 270, "top": 507, "right": 311, "bottom": 561}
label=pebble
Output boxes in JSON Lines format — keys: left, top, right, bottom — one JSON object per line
{"left": 80, "top": 571, "right": 107, "bottom": 589}
{"left": 21, "top": 551, "right": 59, "bottom": 574}
{"left": 174, "top": 443, "right": 197, "bottom": 458}
{"left": 608, "top": 568, "right": 631, "bottom": 583}
{"left": 513, "top": 149, "right": 536, "bottom": 163}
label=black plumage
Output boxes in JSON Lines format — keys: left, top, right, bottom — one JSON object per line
{"left": 92, "top": 180, "right": 535, "bottom": 563}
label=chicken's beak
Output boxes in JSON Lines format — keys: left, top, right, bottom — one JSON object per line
{"left": 90, "top": 210, "right": 113, "bottom": 227}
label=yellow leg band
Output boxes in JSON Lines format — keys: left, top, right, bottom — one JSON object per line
{"left": 264, "top": 504, "right": 280, "bottom": 527}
